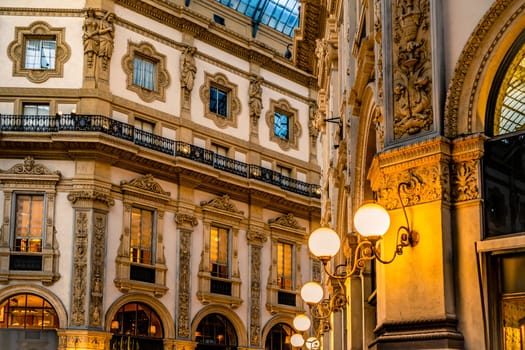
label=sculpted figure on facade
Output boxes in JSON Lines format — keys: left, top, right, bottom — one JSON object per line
{"left": 249, "top": 75, "right": 263, "bottom": 125}
{"left": 82, "top": 9, "right": 99, "bottom": 68}
{"left": 180, "top": 46, "right": 197, "bottom": 91}
{"left": 98, "top": 12, "right": 115, "bottom": 70}
{"left": 392, "top": 0, "right": 433, "bottom": 140}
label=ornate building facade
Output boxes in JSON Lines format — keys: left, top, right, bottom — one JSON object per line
{"left": 313, "top": 0, "right": 525, "bottom": 349}
{"left": 0, "top": 1, "right": 323, "bottom": 349}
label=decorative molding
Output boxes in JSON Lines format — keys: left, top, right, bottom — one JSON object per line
{"left": 174, "top": 213, "right": 198, "bottom": 228}
{"left": 392, "top": 0, "right": 433, "bottom": 140}
{"left": 89, "top": 213, "right": 106, "bottom": 328}
{"left": 451, "top": 160, "right": 479, "bottom": 202}
{"left": 265, "top": 99, "right": 301, "bottom": 151}
{"left": 200, "top": 194, "right": 244, "bottom": 215}
{"left": 121, "top": 173, "right": 171, "bottom": 197}
{"left": 2, "top": 156, "right": 60, "bottom": 176}
{"left": 246, "top": 229, "right": 268, "bottom": 245}
{"left": 268, "top": 213, "right": 304, "bottom": 230}
{"left": 199, "top": 71, "right": 241, "bottom": 129}
{"left": 71, "top": 211, "right": 89, "bottom": 326}
{"left": 67, "top": 190, "right": 115, "bottom": 208}
{"left": 249, "top": 75, "right": 263, "bottom": 131}
{"left": 249, "top": 245, "right": 262, "bottom": 346}
{"left": 7, "top": 21, "right": 71, "bottom": 83}
{"left": 122, "top": 41, "right": 170, "bottom": 102}
{"left": 177, "top": 228, "right": 192, "bottom": 338}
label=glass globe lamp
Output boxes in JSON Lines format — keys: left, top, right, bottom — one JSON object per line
{"left": 293, "top": 314, "right": 311, "bottom": 332}
{"left": 353, "top": 203, "right": 390, "bottom": 237}
{"left": 308, "top": 227, "right": 341, "bottom": 262}
{"left": 290, "top": 333, "right": 305, "bottom": 347}
{"left": 300, "top": 281, "right": 324, "bottom": 305}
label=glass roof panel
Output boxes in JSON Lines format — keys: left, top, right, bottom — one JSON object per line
{"left": 494, "top": 44, "right": 525, "bottom": 136}
{"left": 216, "top": 0, "right": 300, "bottom": 37}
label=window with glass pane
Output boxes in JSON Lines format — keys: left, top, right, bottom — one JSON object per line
{"left": 133, "top": 56, "right": 156, "bottom": 91}
{"left": 134, "top": 118, "right": 155, "bottom": 133}
{"left": 14, "top": 194, "right": 44, "bottom": 253}
{"left": 130, "top": 207, "right": 153, "bottom": 265}
{"left": 23, "top": 103, "right": 50, "bottom": 116}
{"left": 210, "top": 226, "right": 229, "bottom": 278}
{"left": 277, "top": 242, "right": 293, "bottom": 290}
{"left": 0, "top": 293, "right": 58, "bottom": 329}
{"left": 274, "top": 111, "right": 289, "bottom": 140}
{"left": 210, "top": 86, "right": 228, "bottom": 117}
{"left": 24, "top": 38, "right": 56, "bottom": 69}
{"left": 265, "top": 323, "right": 293, "bottom": 350}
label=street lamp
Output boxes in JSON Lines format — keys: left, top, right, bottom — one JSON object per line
{"left": 299, "top": 181, "right": 420, "bottom": 325}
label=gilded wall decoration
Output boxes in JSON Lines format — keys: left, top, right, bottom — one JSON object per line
{"left": 451, "top": 160, "right": 479, "bottom": 202}
{"left": 392, "top": 0, "right": 433, "bottom": 140}
{"left": 376, "top": 164, "right": 449, "bottom": 209}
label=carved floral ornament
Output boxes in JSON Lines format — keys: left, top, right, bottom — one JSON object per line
{"left": 392, "top": 0, "right": 433, "bottom": 140}
{"left": 200, "top": 194, "right": 244, "bottom": 215}
{"left": 1, "top": 156, "right": 60, "bottom": 176}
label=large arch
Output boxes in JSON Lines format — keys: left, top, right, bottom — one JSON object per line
{"left": 444, "top": 0, "right": 525, "bottom": 137}
{"left": 105, "top": 292, "right": 175, "bottom": 339}
{"left": 191, "top": 304, "right": 248, "bottom": 347}
{"left": 0, "top": 284, "right": 68, "bottom": 329}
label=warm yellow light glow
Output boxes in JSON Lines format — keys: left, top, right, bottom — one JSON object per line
{"left": 300, "top": 281, "right": 324, "bottom": 304}
{"left": 308, "top": 227, "right": 341, "bottom": 259}
{"left": 305, "top": 336, "right": 320, "bottom": 350}
{"left": 353, "top": 203, "right": 390, "bottom": 237}
{"left": 111, "top": 320, "right": 119, "bottom": 330}
{"left": 293, "top": 314, "right": 311, "bottom": 331}
{"left": 290, "top": 333, "right": 305, "bottom": 347}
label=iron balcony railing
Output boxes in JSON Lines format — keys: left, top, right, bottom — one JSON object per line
{"left": 0, "top": 114, "right": 321, "bottom": 198}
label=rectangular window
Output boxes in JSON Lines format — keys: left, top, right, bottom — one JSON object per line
{"left": 25, "top": 38, "right": 56, "bottom": 70}
{"left": 133, "top": 56, "right": 155, "bottom": 91}
{"left": 23, "top": 103, "right": 50, "bottom": 116}
{"left": 134, "top": 118, "right": 155, "bottom": 133}
{"left": 274, "top": 110, "right": 289, "bottom": 140}
{"left": 129, "top": 207, "right": 154, "bottom": 265}
{"left": 210, "top": 86, "right": 228, "bottom": 117}
{"left": 210, "top": 225, "right": 229, "bottom": 278}
{"left": 14, "top": 194, "right": 44, "bottom": 253}
{"left": 277, "top": 165, "right": 291, "bottom": 178}
{"left": 277, "top": 242, "right": 294, "bottom": 290}
{"left": 211, "top": 143, "right": 229, "bottom": 157}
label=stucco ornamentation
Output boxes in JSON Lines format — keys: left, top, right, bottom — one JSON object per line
{"left": 268, "top": 213, "right": 303, "bottom": 230}
{"left": 246, "top": 229, "right": 268, "bottom": 245}
{"left": 180, "top": 46, "right": 197, "bottom": 92}
{"left": 249, "top": 245, "right": 262, "bottom": 345}
{"left": 392, "top": 0, "right": 433, "bottom": 139}
{"left": 121, "top": 174, "right": 170, "bottom": 196}
{"left": 200, "top": 194, "right": 244, "bottom": 214}
{"left": 177, "top": 228, "right": 192, "bottom": 338}
{"left": 2, "top": 156, "right": 60, "bottom": 176}
{"left": 67, "top": 190, "right": 115, "bottom": 207}
{"left": 451, "top": 160, "right": 479, "bottom": 202}
{"left": 249, "top": 75, "right": 263, "bottom": 126}
{"left": 71, "top": 212, "right": 88, "bottom": 326}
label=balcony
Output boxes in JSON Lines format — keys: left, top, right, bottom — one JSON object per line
{"left": 0, "top": 114, "right": 321, "bottom": 198}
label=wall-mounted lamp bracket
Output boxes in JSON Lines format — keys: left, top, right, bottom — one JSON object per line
{"left": 323, "top": 117, "right": 342, "bottom": 124}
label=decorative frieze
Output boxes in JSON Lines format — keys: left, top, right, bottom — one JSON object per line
{"left": 177, "top": 227, "right": 193, "bottom": 338}
{"left": 249, "top": 245, "right": 263, "bottom": 346}
{"left": 71, "top": 211, "right": 89, "bottom": 326}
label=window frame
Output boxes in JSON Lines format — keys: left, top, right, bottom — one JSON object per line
{"left": 198, "top": 195, "right": 244, "bottom": 308}
{"left": 115, "top": 174, "right": 170, "bottom": 297}
{"left": 265, "top": 99, "right": 301, "bottom": 150}
{"left": 266, "top": 213, "right": 306, "bottom": 314}
{"left": 0, "top": 157, "right": 60, "bottom": 285}
{"left": 133, "top": 54, "right": 157, "bottom": 91}
{"left": 122, "top": 41, "right": 170, "bottom": 103}
{"left": 8, "top": 21, "right": 70, "bottom": 83}
{"left": 24, "top": 37, "right": 56, "bottom": 70}
{"left": 200, "top": 72, "right": 241, "bottom": 128}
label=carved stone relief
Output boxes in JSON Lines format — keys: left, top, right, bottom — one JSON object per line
{"left": 71, "top": 212, "right": 88, "bottom": 326}
{"left": 249, "top": 245, "right": 263, "bottom": 345}
{"left": 177, "top": 226, "right": 194, "bottom": 338}
{"left": 451, "top": 160, "right": 480, "bottom": 202}
{"left": 392, "top": 0, "right": 433, "bottom": 140}
{"left": 249, "top": 75, "right": 263, "bottom": 128}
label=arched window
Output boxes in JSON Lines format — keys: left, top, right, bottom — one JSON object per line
{"left": 195, "top": 313, "right": 238, "bottom": 350}
{"left": 265, "top": 323, "right": 293, "bottom": 350}
{"left": 109, "top": 302, "right": 163, "bottom": 350}
{"left": 0, "top": 293, "right": 58, "bottom": 329}
{"left": 483, "top": 30, "right": 525, "bottom": 350}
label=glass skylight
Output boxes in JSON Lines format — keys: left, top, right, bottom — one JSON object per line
{"left": 215, "top": 0, "right": 300, "bottom": 37}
